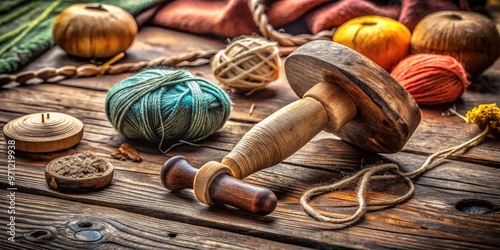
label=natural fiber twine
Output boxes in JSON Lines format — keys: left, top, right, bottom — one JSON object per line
{"left": 300, "top": 106, "right": 495, "bottom": 228}
{"left": 211, "top": 36, "right": 280, "bottom": 95}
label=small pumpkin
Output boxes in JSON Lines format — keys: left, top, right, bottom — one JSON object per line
{"left": 411, "top": 11, "right": 500, "bottom": 76}
{"left": 333, "top": 16, "right": 411, "bottom": 71}
{"left": 52, "top": 4, "right": 137, "bottom": 58}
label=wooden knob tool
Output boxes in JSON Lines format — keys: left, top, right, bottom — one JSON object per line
{"left": 161, "top": 156, "right": 277, "bottom": 215}
{"left": 160, "top": 41, "right": 421, "bottom": 215}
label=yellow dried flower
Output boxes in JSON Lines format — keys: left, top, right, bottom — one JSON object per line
{"left": 465, "top": 103, "right": 500, "bottom": 137}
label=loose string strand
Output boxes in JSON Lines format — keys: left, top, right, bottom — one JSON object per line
{"left": 404, "top": 126, "right": 489, "bottom": 179}
{"left": 301, "top": 163, "right": 414, "bottom": 226}
{"left": 301, "top": 114, "right": 491, "bottom": 227}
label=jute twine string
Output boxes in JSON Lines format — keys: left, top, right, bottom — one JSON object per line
{"left": 0, "top": 49, "right": 217, "bottom": 87}
{"left": 247, "top": 0, "right": 333, "bottom": 47}
{"left": 211, "top": 36, "right": 280, "bottom": 94}
{"left": 300, "top": 109, "right": 491, "bottom": 228}
{"left": 301, "top": 163, "right": 414, "bottom": 226}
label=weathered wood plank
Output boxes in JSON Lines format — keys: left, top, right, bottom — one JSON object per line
{"left": 1, "top": 151, "right": 498, "bottom": 249}
{"left": 0, "top": 79, "right": 499, "bottom": 168}
{"left": 0, "top": 190, "right": 308, "bottom": 250}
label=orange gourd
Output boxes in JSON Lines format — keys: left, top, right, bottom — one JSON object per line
{"left": 53, "top": 4, "right": 137, "bottom": 59}
{"left": 333, "top": 16, "right": 411, "bottom": 71}
{"left": 411, "top": 11, "right": 500, "bottom": 76}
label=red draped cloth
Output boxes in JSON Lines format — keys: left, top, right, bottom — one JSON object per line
{"left": 136, "top": 0, "right": 485, "bottom": 38}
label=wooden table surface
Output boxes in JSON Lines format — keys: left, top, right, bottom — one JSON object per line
{"left": 1, "top": 11, "right": 500, "bottom": 250}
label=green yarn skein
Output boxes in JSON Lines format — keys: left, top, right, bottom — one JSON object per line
{"left": 105, "top": 68, "right": 231, "bottom": 148}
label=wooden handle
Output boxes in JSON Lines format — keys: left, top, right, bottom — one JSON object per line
{"left": 163, "top": 82, "right": 356, "bottom": 215}
{"left": 160, "top": 156, "right": 277, "bottom": 215}
{"left": 222, "top": 81, "right": 357, "bottom": 179}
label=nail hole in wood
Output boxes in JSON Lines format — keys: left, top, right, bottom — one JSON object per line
{"left": 168, "top": 233, "right": 177, "bottom": 238}
{"left": 455, "top": 199, "right": 495, "bottom": 214}
{"left": 30, "top": 230, "right": 49, "bottom": 238}
{"left": 78, "top": 222, "right": 93, "bottom": 228}
{"left": 25, "top": 229, "right": 52, "bottom": 242}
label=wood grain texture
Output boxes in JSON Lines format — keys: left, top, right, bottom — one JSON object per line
{"left": 0, "top": 24, "right": 499, "bottom": 249}
{"left": 0, "top": 152, "right": 498, "bottom": 249}
{"left": 0, "top": 190, "right": 305, "bottom": 250}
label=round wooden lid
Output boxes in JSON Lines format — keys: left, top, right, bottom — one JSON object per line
{"left": 3, "top": 112, "right": 84, "bottom": 152}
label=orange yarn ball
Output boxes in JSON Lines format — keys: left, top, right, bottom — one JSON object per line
{"left": 391, "top": 54, "right": 469, "bottom": 105}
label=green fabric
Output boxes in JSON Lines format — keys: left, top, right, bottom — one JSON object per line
{"left": 0, "top": 0, "right": 162, "bottom": 74}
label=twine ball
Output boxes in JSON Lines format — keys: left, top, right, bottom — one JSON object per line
{"left": 391, "top": 54, "right": 469, "bottom": 105}
{"left": 105, "top": 68, "right": 231, "bottom": 147}
{"left": 211, "top": 36, "right": 280, "bottom": 94}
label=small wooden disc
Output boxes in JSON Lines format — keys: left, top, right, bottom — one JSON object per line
{"left": 3, "top": 112, "right": 84, "bottom": 152}
{"left": 45, "top": 153, "right": 114, "bottom": 192}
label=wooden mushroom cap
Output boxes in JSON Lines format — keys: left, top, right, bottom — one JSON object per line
{"left": 284, "top": 40, "right": 421, "bottom": 153}
{"left": 3, "top": 112, "right": 84, "bottom": 152}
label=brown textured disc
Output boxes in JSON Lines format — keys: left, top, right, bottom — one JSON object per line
{"left": 3, "top": 112, "right": 84, "bottom": 152}
{"left": 45, "top": 152, "right": 114, "bottom": 192}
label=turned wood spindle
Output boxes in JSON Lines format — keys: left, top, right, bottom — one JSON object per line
{"left": 161, "top": 156, "right": 277, "bottom": 215}
{"left": 160, "top": 41, "right": 421, "bottom": 215}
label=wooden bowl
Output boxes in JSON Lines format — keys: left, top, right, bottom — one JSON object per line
{"left": 45, "top": 154, "right": 114, "bottom": 192}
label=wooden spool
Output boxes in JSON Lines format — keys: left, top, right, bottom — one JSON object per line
{"left": 160, "top": 41, "right": 421, "bottom": 215}
{"left": 3, "top": 112, "right": 84, "bottom": 152}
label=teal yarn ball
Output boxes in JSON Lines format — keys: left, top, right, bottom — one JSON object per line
{"left": 105, "top": 68, "right": 231, "bottom": 147}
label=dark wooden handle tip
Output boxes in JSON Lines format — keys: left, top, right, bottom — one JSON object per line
{"left": 210, "top": 174, "right": 277, "bottom": 215}
{"left": 160, "top": 156, "right": 277, "bottom": 215}
{"left": 160, "top": 155, "right": 196, "bottom": 191}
